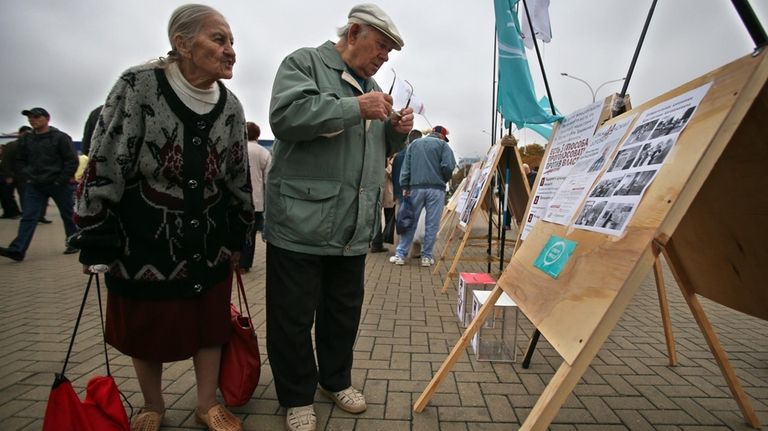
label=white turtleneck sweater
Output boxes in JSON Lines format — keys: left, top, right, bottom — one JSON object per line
{"left": 165, "top": 62, "right": 220, "bottom": 114}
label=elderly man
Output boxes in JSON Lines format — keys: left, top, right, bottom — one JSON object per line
{"left": 265, "top": 4, "right": 413, "bottom": 431}
{"left": 0, "top": 108, "right": 78, "bottom": 262}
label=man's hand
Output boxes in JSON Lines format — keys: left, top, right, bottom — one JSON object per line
{"left": 358, "top": 93, "right": 393, "bottom": 121}
{"left": 391, "top": 107, "right": 414, "bottom": 133}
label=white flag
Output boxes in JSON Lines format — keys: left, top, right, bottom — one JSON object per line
{"left": 520, "top": 0, "right": 552, "bottom": 50}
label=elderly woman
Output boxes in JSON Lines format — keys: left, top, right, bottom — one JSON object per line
{"left": 72, "top": 4, "right": 252, "bottom": 431}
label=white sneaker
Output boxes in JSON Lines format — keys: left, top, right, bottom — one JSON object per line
{"left": 420, "top": 256, "right": 435, "bottom": 267}
{"left": 388, "top": 255, "right": 405, "bottom": 265}
{"left": 286, "top": 405, "right": 316, "bottom": 431}
{"left": 320, "top": 386, "right": 367, "bottom": 414}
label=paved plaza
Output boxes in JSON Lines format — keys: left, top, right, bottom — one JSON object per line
{"left": 0, "top": 207, "right": 766, "bottom": 430}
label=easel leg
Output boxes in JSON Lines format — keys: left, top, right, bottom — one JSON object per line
{"left": 522, "top": 329, "right": 541, "bottom": 369}
{"left": 441, "top": 231, "right": 470, "bottom": 293}
{"left": 652, "top": 244, "right": 678, "bottom": 366}
{"left": 661, "top": 242, "right": 761, "bottom": 429}
{"left": 414, "top": 286, "right": 503, "bottom": 412}
{"left": 433, "top": 219, "right": 459, "bottom": 274}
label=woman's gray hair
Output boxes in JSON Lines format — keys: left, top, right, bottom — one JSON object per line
{"left": 154, "top": 4, "right": 222, "bottom": 66}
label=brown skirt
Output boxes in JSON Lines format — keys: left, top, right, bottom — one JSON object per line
{"left": 105, "top": 274, "right": 233, "bottom": 362}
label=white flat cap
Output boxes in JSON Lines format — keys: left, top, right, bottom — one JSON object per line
{"left": 348, "top": 3, "right": 404, "bottom": 50}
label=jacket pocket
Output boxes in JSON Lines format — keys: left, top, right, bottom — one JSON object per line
{"left": 276, "top": 178, "right": 341, "bottom": 245}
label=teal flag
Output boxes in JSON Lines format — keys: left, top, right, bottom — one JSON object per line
{"left": 494, "top": 0, "right": 562, "bottom": 129}
{"left": 524, "top": 96, "right": 561, "bottom": 139}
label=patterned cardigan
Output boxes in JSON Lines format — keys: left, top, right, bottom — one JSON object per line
{"left": 73, "top": 63, "right": 254, "bottom": 299}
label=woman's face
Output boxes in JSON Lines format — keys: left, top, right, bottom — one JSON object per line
{"left": 180, "top": 14, "right": 236, "bottom": 87}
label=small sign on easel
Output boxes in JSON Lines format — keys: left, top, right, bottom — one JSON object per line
{"left": 533, "top": 235, "right": 577, "bottom": 278}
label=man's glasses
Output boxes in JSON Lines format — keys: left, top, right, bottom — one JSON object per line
{"left": 387, "top": 71, "right": 413, "bottom": 118}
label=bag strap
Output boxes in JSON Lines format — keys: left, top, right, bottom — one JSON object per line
{"left": 234, "top": 271, "right": 253, "bottom": 321}
{"left": 60, "top": 266, "right": 111, "bottom": 378}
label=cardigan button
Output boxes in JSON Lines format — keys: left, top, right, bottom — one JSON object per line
{"left": 190, "top": 219, "right": 200, "bottom": 228}
{"left": 192, "top": 284, "right": 203, "bottom": 293}
{"left": 196, "top": 121, "right": 207, "bottom": 130}
{"left": 188, "top": 179, "right": 198, "bottom": 189}
{"left": 192, "top": 137, "right": 202, "bottom": 146}
{"left": 192, "top": 253, "right": 202, "bottom": 261}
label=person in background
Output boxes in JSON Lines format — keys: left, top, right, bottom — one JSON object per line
{"left": 369, "top": 154, "right": 395, "bottom": 252}
{"left": 523, "top": 162, "right": 537, "bottom": 188}
{"left": 239, "top": 121, "right": 271, "bottom": 273}
{"left": 391, "top": 129, "right": 422, "bottom": 204}
{"left": 265, "top": 4, "right": 413, "bottom": 430}
{"left": 0, "top": 126, "right": 30, "bottom": 219}
{"left": 390, "top": 125, "right": 456, "bottom": 267}
{"left": 81, "top": 105, "right": 103, "bottom": 156}
{"left": 70, "top": 5, "right": 252, "bottom": 431}
{"left": 0, "top": 108, "right": 78, "bottom": 261}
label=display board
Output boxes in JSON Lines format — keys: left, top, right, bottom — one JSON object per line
{"left": 416, "top": 50, "right": 768, "bottom": 430}
{"left": 435, "top": 139, "right": 530, "bottom": 292}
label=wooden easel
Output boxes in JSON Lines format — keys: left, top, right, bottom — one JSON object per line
{"left": 415, "top": 50, "right": 767, "bottom": 430}
{"left": 435, "top": 139, "right": 530, "bottom": 292}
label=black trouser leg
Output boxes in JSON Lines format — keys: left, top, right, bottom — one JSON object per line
{"left": 316, "top": 253, "right": 365, "bottom": 392}
{"left": 266, "top": 244, "right": 365, "bottom": 407}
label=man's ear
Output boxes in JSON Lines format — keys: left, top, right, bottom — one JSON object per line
{"left": 348, "top": 23, "right": 362, "bottom": 45}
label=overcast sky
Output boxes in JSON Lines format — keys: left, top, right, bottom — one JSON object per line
{"left": 1, "top": 1, "right": 766, "bottom": 158}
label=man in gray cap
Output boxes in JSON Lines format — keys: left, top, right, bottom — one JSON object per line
{"left": 0, "top": 107, "right": 78, "bottom": 262}
{"left": 265, "top": 4, "right": 413, "bottom": 430}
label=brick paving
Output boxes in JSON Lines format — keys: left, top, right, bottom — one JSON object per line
{"left": 0, "top": 208, "right": 766, "bottom": 430}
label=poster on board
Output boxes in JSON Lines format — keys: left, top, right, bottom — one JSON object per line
{"left": 521, "top": 101, "right": 604, "bottom": 239}
{"left": 543, "top": 114, "right": 636, "bottom": 226}
{"left": 574, "top": 82, "right": 713, "bottom": 235}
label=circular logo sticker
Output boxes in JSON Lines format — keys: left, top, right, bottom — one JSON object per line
{"left": 542, "top": 241, "right": 566, "bottom": 266}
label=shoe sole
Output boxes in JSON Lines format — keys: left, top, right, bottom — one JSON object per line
{"left": 319, "top": 388, "right": 367, "bottom": 414}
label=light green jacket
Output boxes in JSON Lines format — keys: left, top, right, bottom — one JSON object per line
{"left": 266, "top": 41, "right": 407, "bottom": 256}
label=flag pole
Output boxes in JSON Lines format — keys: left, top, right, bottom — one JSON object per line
{"left": 491, "top": 29, "right": 499, "bottom": 148}
{"left": 612, "top": 0, "right": 658, "bottom": 117}
{"left": 730, "top": 0, "right": 767, "bottom": 49}
{"left": 520, "top": 0, "right": 556, "bottom": 114}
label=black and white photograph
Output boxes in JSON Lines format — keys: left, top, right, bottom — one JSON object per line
{"left": 649, "top": 106, "right": 696, "bottom": 139}
{"left": 589, "top": 177, "right": 622, "bottom": 198}
{"left": 612, "top": 170, "right": 656, "bottom": 196}
{"left": 575, "top": 200, "right": 607, "bottom": 226}
{"left": 632, "top": 138, "right": 674, "bottom": 168}
{"left": 595, "top": 202, "right": 634, "bottom": 230}
{"left": 607, "top": 145, "right": 642, "bottom": 172}
{"left": 623, "top": 119, "right": 658, "bottom": 145}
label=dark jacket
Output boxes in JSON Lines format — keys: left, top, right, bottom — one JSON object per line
{"left": 0, "top": 139, "right": 21, "bottom": 178}
{"left": 17, "top": 127, "right": 77, "bottom": 185}
{"left": 391, "top": 150, "right": 406, "bottom": 200}
{"left": 81, "top": 105, "right": 103, "bottom": 156}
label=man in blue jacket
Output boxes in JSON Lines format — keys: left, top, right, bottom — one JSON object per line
{"left": 0, "top": 107, "right": 78, "bottom": 261}
{"left": 391, "top": 125, "right": 456, "bottom": 267}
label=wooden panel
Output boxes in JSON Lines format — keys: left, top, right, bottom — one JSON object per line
{"left": 666, "top": 83, "right": 768, "bottom": 320}
{"left": 504, "top": 144, "right": 531, "bottom": 225}
{"left": 497, "top": 50, "right": 768, "bottom": 366}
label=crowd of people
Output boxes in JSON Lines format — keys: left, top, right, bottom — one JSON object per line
{"left": 0, "top": 4, "right": 458, "bottom": 431}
